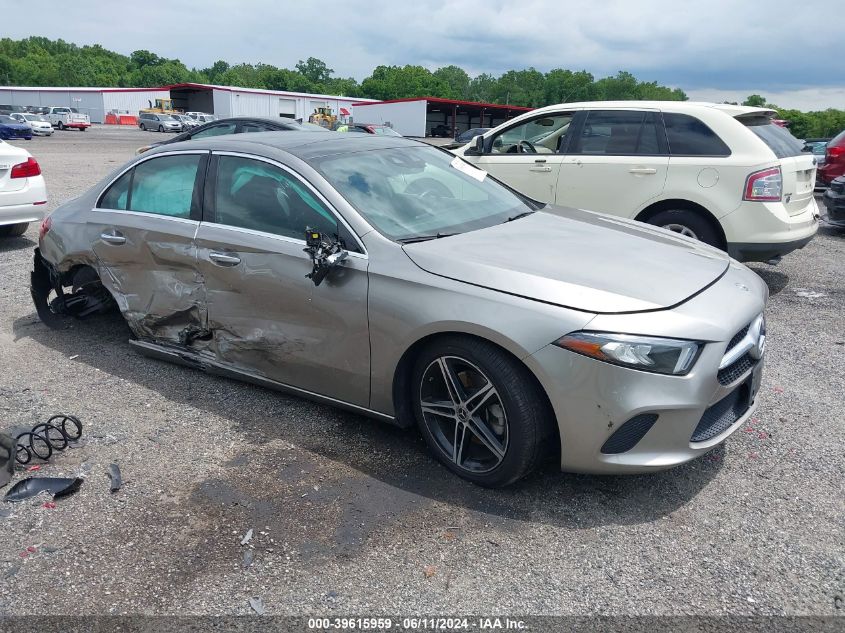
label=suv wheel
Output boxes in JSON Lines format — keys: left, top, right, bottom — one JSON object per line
{"left": 139, "top": 123, "right": 146, "bottom": 131}
{"left": 411, "top": 336, "right": 551, "bottom": 487}
{"left": 57, "top": 121, "right": 64, "bottom": 130}
{"left": 158, "top": 124, "right": 164, "bottom": 133}
{"left": 647, "top": 209, "right": 721, "bottom": 249}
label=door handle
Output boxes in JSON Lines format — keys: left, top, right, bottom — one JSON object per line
{"left": 208, "top": 251, "right": 241, "bottom": 266}
{"left": 100, "top": 231, "right": 126, "bottom": 245}
{"left": 629, "top": 167, "right": 657, "bottom": 175}
{"left": 529, "top": 166, "right": 552, "bottom": 172}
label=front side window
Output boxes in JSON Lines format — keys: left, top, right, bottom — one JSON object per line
{"left": 192, "top": 122, "right": 237, "bottom": 138}
{"left": 662, "top": 112, "right": 731, "bottom": 156}
{"left": 213, "top": 156, "right": 340, "bottom": 242}
{"left": 313, "top": 146, "right": 537, "bottom": 241}
{"left": 240, "top": 123, "right": 269, "bottom": 133}
{"left": 491, "top": 113, "right": 574, "bottom": 154}
{"left": 569, "top": 110, "right": 665, "bottom": 156}
{"left": 98, "top": 154, "right": 202, "bottom": 217}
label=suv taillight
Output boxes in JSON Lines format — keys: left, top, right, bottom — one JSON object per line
{"left": 827, "top": 146, "right": 844, "bottom": 163}
{"left": 10, "top": 157, "right": 41, "bottom": 179}
{"left": 39, "top": 216, "right": 52, "bottom": 241}
{"left": 743, "top": 167, "right": 782, "bottom": 201}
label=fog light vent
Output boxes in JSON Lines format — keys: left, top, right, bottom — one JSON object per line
{"left": 600, "top": 414, "right": 659, "bottom": 454}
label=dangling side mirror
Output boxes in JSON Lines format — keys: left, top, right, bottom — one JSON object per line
{"left": 303, "top": 228, "right": 348, "bottom": 287}
{"left": 464, "top": 134, "right": 485, "bottom": 156}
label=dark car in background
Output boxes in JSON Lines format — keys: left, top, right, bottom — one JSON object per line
{"left": 430, "top": 123, "right": 451, "bottom": 137}
{"left": 822, "top": 175, "right": 845, "bottom": 228}
{"left": 817, "top": 130, "right": 845, "bottom": 187}
{"left": 0, "top": 115, "right": 33, "bottom": 140}
{"left": 334, "top": 122, "right": 402, "bottom": 136}
{"left": 136, "top": 116, "right": 328, "bottom": 154}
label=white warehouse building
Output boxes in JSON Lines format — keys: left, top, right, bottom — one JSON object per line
{"left": 0, "top": 83, "right": 378, "bottom": 123}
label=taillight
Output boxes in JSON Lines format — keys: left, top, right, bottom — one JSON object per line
{"left": 826, "top": 146, "right": 844, "bottom": 162}
{"left": 39, "top": 216, "right": 52, "bottom": 241}
{"left": 743, "top": 167, "right": 782, "bottom": 201}
{"left": 10, "top": 157, "right": 41, "bottom": 179}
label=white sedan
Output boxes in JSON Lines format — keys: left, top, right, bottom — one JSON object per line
{"left": 0, "top": 139, "right": 48, "bottom": 237}
{"left": 9, "top": 113, "right": 54, "bottom": 136}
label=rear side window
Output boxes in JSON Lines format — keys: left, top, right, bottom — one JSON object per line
{"left": 663, "top": 113, "right": 731, "bottom": 157}
{"left": 741, "top": 117, "right": 805, "bottom": 158}
{"left": 99, "top": 154, "right": 202, "bottom": 218}
{"left": 192, "top": 122, "right": 237, "bottom": 138}
{"left": 569, "top": 111, "right": 666, "bottom": 156}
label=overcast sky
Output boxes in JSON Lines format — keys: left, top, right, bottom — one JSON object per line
{"left": 4, "top": 0, "right": 843, "bottom": 110}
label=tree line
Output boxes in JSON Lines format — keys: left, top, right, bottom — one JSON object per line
{"left": 1, "top": 37, "right": 842, "bottom": 138}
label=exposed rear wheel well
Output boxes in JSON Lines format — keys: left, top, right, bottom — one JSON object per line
{"left": 390, "top": 332, "right": 559, "bottom": 452}
{"left": 636, "top": 199, "right": 727, "bottom": 250}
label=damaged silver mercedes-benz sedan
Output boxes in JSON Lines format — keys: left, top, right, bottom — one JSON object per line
{"left": 31, "top": 132, "right": 768, "bottom": 487}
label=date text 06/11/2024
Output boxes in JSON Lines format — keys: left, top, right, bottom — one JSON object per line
{"left": 307, "top": 617, "right": 528, "bottom": 630}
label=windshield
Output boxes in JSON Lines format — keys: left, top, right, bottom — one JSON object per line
{"left": 373, "top": 126, "right": 402, "bottom": 136}
{"left": 69, "top": 108, "right": 79, "bottom": 113}
{"left": 159, "top": 115, "right": 176, "bottom": 121}
{"left": 313, "top": 145, "right": 536, "bottom": 241}
{"left": 0, "top": 115, "right": 15, "bottom": 123}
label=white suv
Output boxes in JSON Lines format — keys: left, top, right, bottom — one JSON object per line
{"left": 454, "top": 101, "right": 819, "bottom": 262}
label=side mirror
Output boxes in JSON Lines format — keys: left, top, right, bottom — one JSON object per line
{"left": 464, "top": 134, "right": 485, "bottom": 156}
{"left": 303, "top": 228, "right": 348, "bottom": 286}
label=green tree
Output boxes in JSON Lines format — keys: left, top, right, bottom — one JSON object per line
{"left": 295, "top": 57, "right": 333, "bottom": 84}
{"left": 433, "top": 65, "right": 471, "bottom": 100}
{"left": 743, "top": 94, "right": 768, "bottom": 107}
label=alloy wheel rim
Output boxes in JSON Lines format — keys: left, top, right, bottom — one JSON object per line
{"left": 419, "top": 356, "right": 508, "bottom": 474}
{"left": 662, "top": 223, "right": 699, "bottom": 239}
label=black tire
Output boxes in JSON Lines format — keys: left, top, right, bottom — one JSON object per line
{"left": 79, "top": 127, "right": 85, "bottom": 132}
{"left": 411, "top": 336, "right": 552, "bottom": 487}
{"left": 57, "top": 121, "right": 64, "bottom": 130}
{"left": 139, "top": 123, "right": 146, "bottom": 131}
{"left": 0, "top": 222, "right": 29, "bottom": 237}
{"left": 646, "top": 209, "right": 722, "bottom": 249}
{"left": 158, "top": 125, "right": 164, "bottom": 133}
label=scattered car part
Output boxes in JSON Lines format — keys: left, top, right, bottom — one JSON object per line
{"left": 248, "top": 596, "right": 265, "bottom": 615}
{"left": 0, "top": 433, "right": 15, "bottom": 488}
{"left": 240, "top": 528, "right": 253, "bottom": 546}
{"left": 12, "top": 414, "right": 82, "bottom": 465}
{"left": 106, "top": 463, "right": 122, "bottom": 492}
{"left": 4, "top": 477, "right": 84, "bottom": 502}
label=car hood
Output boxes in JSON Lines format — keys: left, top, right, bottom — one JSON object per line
{"left": 402, "top": 207, "right": 730, "bottom": 314}
{"left": 0, "top": 123, "right": 30, "bottom": 130}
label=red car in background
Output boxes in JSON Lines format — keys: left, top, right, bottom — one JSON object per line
{"left": 817, "top": 129, "right": 845, "bottom": 186}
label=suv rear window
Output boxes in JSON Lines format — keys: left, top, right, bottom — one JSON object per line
{"left": 740, "top": 116, "right": 804, "bottom": 158}
{"left": 662, "top": 113, "right": 731, "bottom": 157}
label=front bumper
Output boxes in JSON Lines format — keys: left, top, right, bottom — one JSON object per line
{"left": 64, "top": 122, "right": 90, "bottom": 129}
{"left": 823, "top": 186, "right": 845, "bottom": 227}
{"left": 524, "top": 262, "right": 767, "bottom": 474}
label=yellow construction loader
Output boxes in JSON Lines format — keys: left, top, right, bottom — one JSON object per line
{"left": 309, "top": 106, "right": 337, "bottom": 129}
{"left": 140, "top": 98, "right": 181, "bottom": 115}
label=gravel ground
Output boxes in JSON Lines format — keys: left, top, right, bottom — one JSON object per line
{"left": 0, "top": 126, "right": 842, "bottom": 617}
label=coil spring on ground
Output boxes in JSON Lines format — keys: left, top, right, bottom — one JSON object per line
{"left": 15, "top": 414, "right": 83, "bottom": 465}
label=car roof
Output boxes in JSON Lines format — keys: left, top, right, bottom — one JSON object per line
{"left": 527, "top": 100, "right": 777, "bottom": 119}
{"left": 149, "top": 130, "right": 422, "bottom": 160}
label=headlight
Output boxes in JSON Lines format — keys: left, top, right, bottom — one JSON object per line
{"left": 554, "top": 332, "right": 702, "bottom": 376}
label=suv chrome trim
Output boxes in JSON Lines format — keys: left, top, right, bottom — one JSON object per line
{"left": 719, "top": 314, "right": 765, "bottom": 369}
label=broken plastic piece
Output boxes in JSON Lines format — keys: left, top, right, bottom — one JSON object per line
{"left": 240, "top": 528, "right": 253, "bottom": 546}
{"left": 248, "top": 596, "right": 265, "bottom": 615}
{"left": 4, "top": 477, "right": 84, "bottom": 502}
{"left": 107, "top": 463, "right": 122, "bottom": 492}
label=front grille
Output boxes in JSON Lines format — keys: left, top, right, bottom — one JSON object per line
{"left": 600, "top": 414, "right": 659, "bottom": 454}
{"left": 691, "top": 383, "right": 750, "bottom": 443}
{"left": 718, "top": 352, "right": 757, "bottom": 385}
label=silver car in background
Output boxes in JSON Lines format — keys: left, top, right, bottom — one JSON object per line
{"left": 31, "top": 133, "right": 768, "bottom": 487}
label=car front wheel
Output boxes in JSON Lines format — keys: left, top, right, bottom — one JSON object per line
{"left": 647, "top": 209, "right": 721, "bottom": 249}
{"left": 412, "top": 336, "right": 551, "bottom": 487}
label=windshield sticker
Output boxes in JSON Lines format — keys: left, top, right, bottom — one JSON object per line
{"left": 450, "top": 156, "right": 487, "bottom": 182}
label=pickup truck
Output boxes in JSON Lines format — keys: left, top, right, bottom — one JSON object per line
{"left": 45, "top": 107, "right": 91, "bottom": 131}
